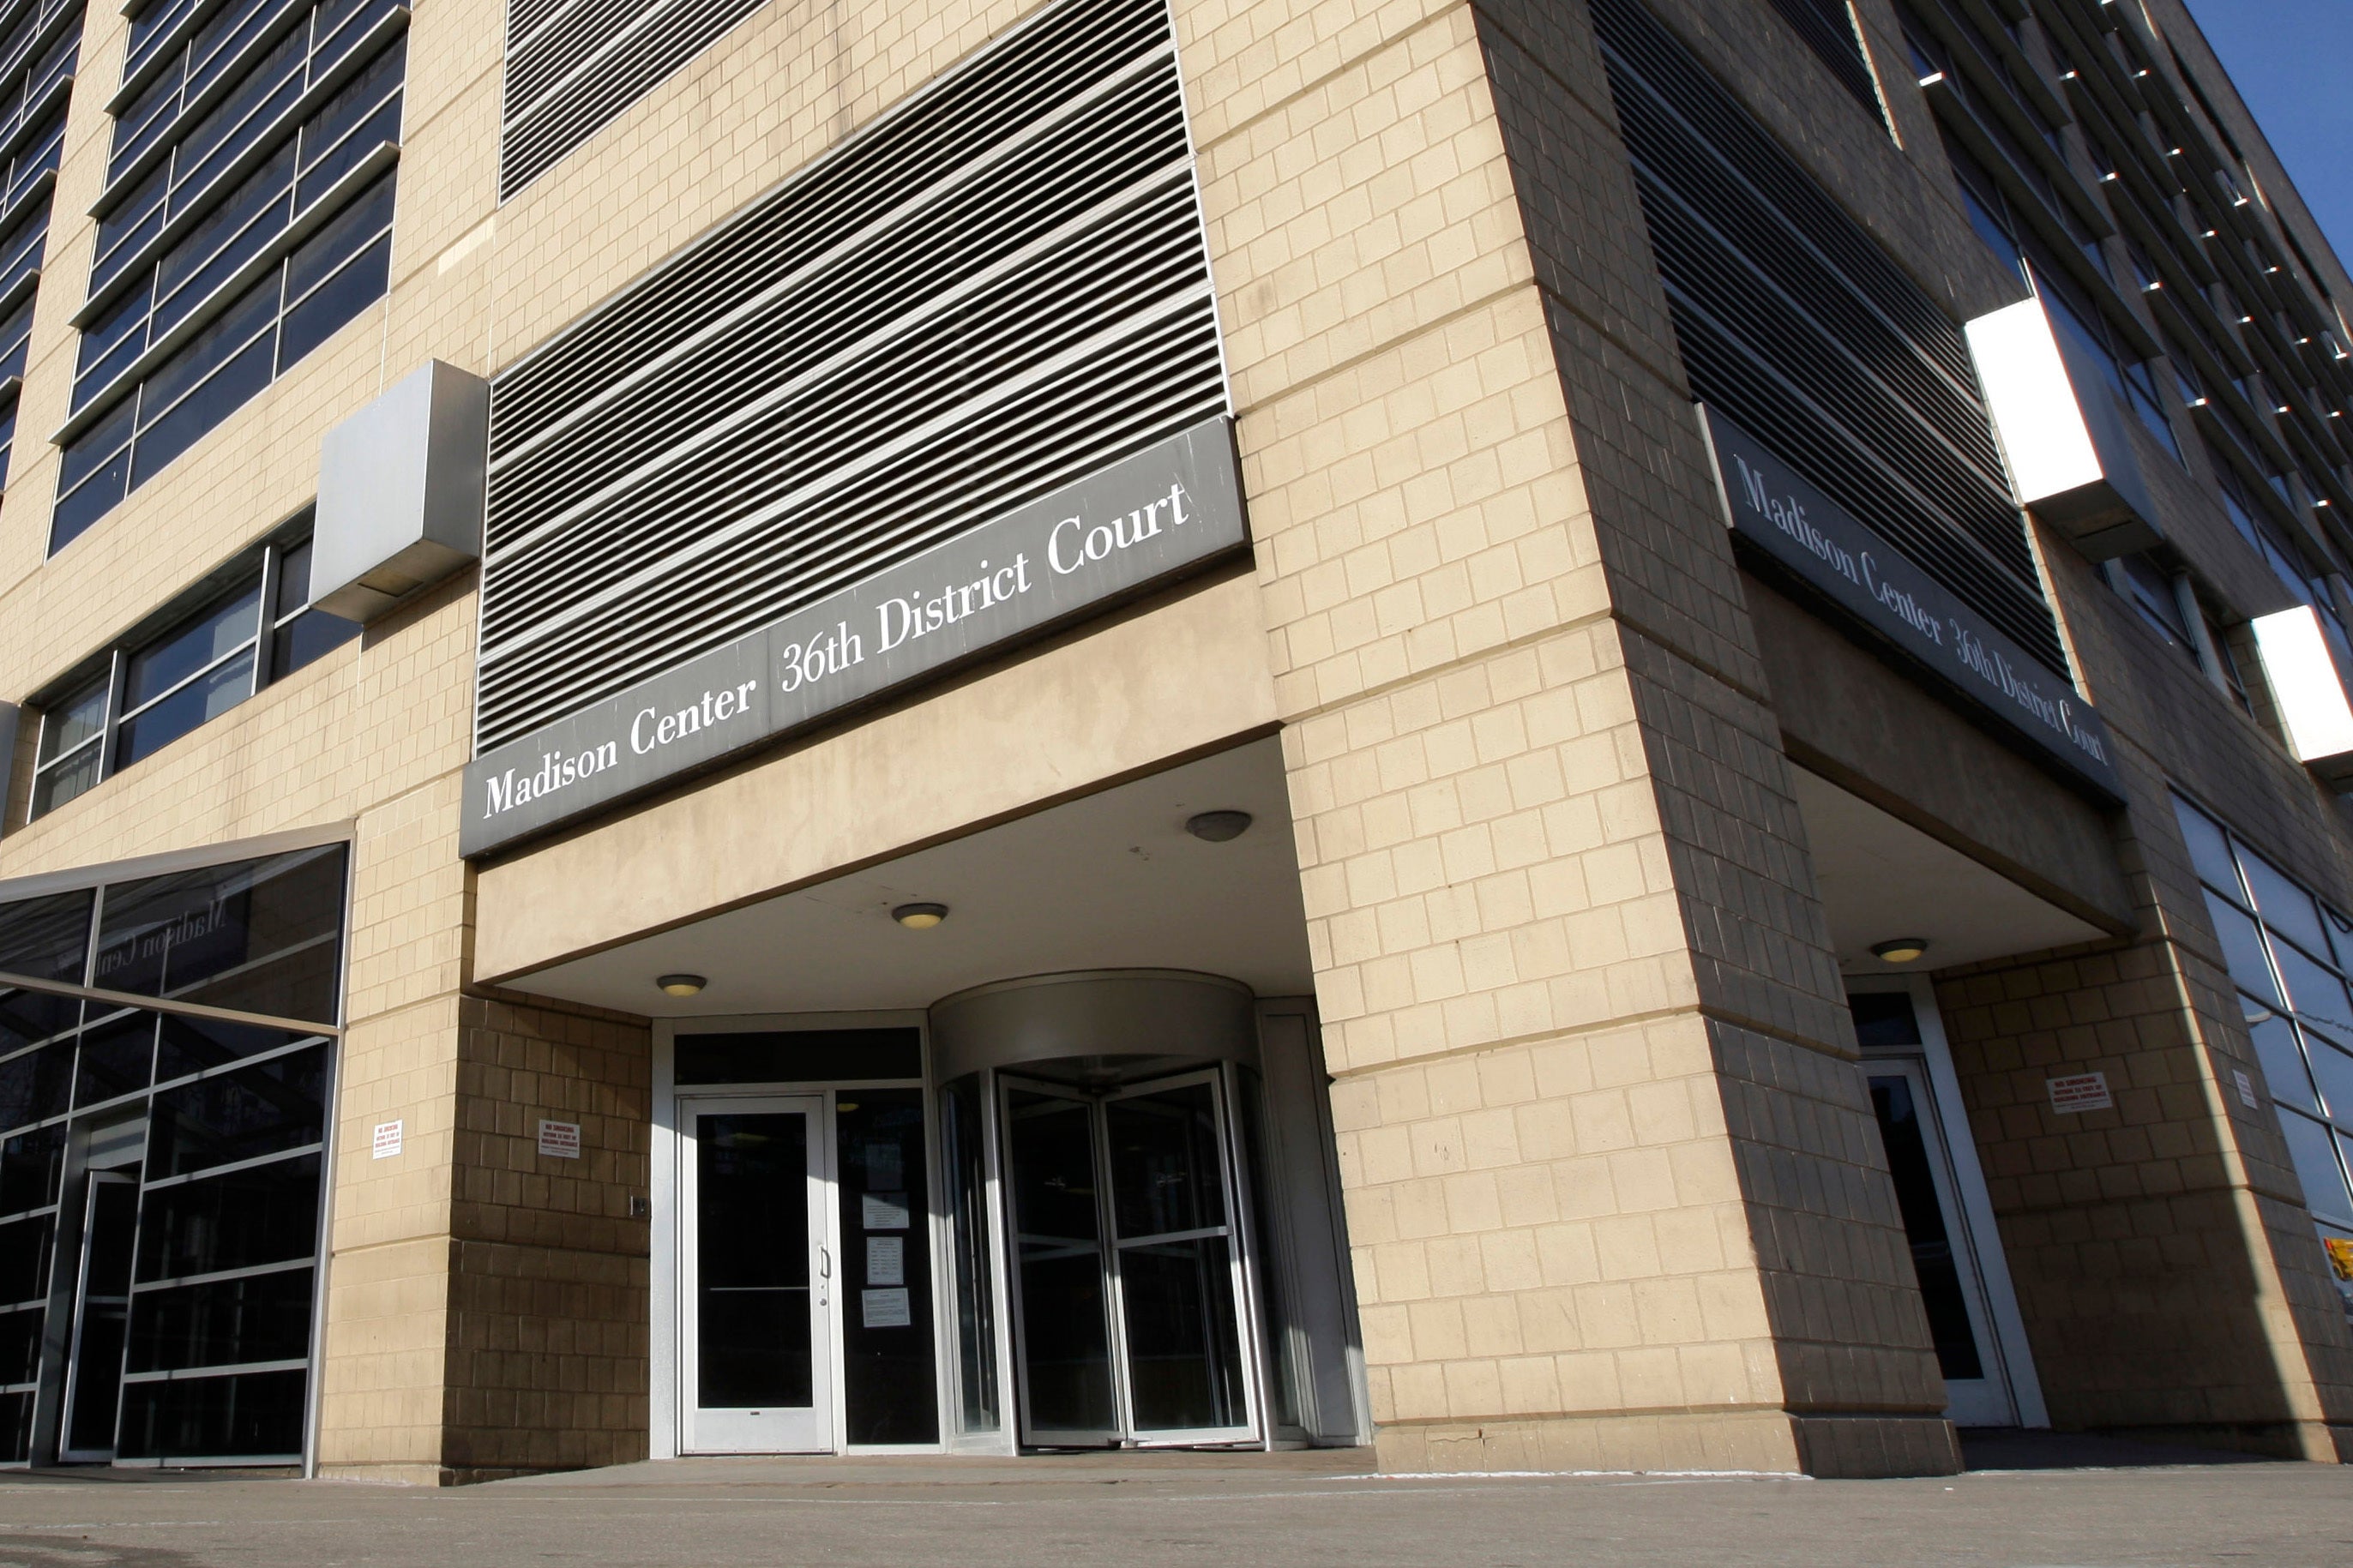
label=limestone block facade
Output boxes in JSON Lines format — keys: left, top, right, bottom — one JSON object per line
{"left": 0, "top": 0, "right": 2344, "bottom": 1484}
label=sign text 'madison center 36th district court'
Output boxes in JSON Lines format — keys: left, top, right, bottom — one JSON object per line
{"left": 460, "top": 419, "right": 1249, "bottom": 856}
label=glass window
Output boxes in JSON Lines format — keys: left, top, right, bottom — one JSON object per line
{"left": 30, "top": 533, "right": 358, "bottom": 819}
{"left": 135, "top": 1152, "right": 320, "bottom": 1283}
{"left": 147, "top": 1042, "right": 328, "bottom": 1177}
{"left": 2109, "top": 555, "right": 2197, "bottom": 663}
{"left": 2176, "top": 792, "right": 2353, "bottom": 1255}
{"left": 58, "top": 14, "right": 406, "bottom": 550}
{"left": 93, "top": 844, "right": 346, "bottom": 1023}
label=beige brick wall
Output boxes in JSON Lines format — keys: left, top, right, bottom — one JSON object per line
{"left": 1191, "top": 0, "right": 1953, "bottom": 1474}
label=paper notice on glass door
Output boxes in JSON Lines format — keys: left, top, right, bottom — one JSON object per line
{"left": 862, "top": 1288, "right": 912, "bottom": 1328}
{"left": 861, "top": 1190, "right": 909, "bottom": 1229}
{"left": 866, "top": 1235, "right": 905, "bottom": 1286}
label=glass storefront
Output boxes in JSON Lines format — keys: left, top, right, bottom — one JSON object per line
{"left": 0, "top": 842, "right": 347, "bottom": 1467}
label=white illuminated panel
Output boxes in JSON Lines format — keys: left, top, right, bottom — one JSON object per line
{"left": 2252, "top": 604, "right": 2353, "bottom": 784}
{"left": 1965, "top": 295, "right": 2159, "bottom": 558}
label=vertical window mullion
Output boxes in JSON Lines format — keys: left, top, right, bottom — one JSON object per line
{"left": 96, "top": 646, "right": 128, "bottom": 785}
{"left": 253, "top": 542, "right": 281, "bottom": 688}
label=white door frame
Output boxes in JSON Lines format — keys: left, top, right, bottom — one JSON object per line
{"left": 677, "top": 1094, "right": 836, "bottom": 1453}
{"left": 1851, "top": 974, "right": 2048, "bottom": 1428}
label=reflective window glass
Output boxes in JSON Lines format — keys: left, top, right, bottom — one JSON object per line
{"left": 0, "top": 892, "right": 93, "bottom": 1048}
{"left": 73, "top": 1012, "right": 158, "bottom": 1108}
{"left": 2310, "top": 1037, "right": 2353, "bottom": 1124}
{"left": 123, "top": 580, "right": 261, "bottom": 709}
{"left": 94, "top": 845, "right": 346, "bottom": 1021}
{"left": 2243, "top": 851, "right": 2332, "bottom": 959}
{"left": 116, "top": 1367, "right": 306, "bottom": 1460}
{"left": 2173, "top": 798, "right": 2242, "bottom": 898}
{"left": 2247, "top": 1010, "right": 2322, "bottom": 1114}
{"left": 126, "top": 1265, "right": 313, "bottom": 1373}
{"left": 0, "top": 1124, "right": 63, "bottom": 1215}
{"left": 156, "top": 1016, "right": 321, "bottom": 1084}
{"left": 2204, "top": 890, "right": 2281, "bottom": 1004}
{"left": 0, "top": 1214, "right": 51, "bottom": 1303}
{"left": 2274, "top": 940, "right": 2353, "bottom": 1040}
{"left": 2281, "top": 1109, "right": 2353, "bottom": 1226}
{"left": 0, "top": 1041, "right": 73, "bottom": 1133}
{"left": 36, "top": 677, "right": 107, "bottom": 766}
{"left": 135, "top": 1152, "right": 319, "bottom": 1282}
{"left": 148, "top": 1044, "right": 328, "bottom": 1178}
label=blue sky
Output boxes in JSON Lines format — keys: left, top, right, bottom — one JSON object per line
{"left": 2181, "top": 0, "right": 2353, "bottom": 263}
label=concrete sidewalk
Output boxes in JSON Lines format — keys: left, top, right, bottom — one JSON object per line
{"left": 0, "top": 1436, "right": 2344, "bottom": 1567}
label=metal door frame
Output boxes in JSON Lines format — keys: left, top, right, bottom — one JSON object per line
{"left": 1850, "top": 974, "right": 2048, "bottom": 1429}
{"left": 998, "top": 1066, "right": 1263, "bottom": 1448}
{"left": 677, "top": 1094, "right": 837, "bottom": 1454}
{"left": 57, "top": 1168, "right": 137, "bottom": 1463}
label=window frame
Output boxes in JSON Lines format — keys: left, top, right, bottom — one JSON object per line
{"left": 27, "top": 521, "right": 356, "bottom": 820}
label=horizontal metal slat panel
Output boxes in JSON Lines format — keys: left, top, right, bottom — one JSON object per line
{"left": 1589, "top": 0, "right": 2067, "bottom": 676}
{"left": 490, "top": 0, "right": 1165, "bottom": 450}
{"left": 475, "top": 0, "right": 1228, "bottom": 754}
{"left": 497, "top": 0, "right": 764, "bottom": 198}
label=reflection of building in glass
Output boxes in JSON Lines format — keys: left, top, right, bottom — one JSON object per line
{"left": 0, "top": 844, "right": 345, "bottom": 1464}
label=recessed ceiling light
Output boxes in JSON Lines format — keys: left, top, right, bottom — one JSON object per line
{"left": 656, "top": 974, "right": 707, "bottom": 997}
{"left": 893, "top": 903, "right": 949, "bottom": 929}
{"left": 1185, "top": 809, "right": 1253, "bottom": 843}
{"left": 1869, "top": 938, "right": 1930, "bottom": 965}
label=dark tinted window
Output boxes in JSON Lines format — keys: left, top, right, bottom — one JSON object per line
{"left": 149, "top": 1045, "right": 328, "bottom": 1178}
{"left": 0, "top": 1040, "right": 75, "bottom": 1133}
{"left": 94, "top": 845, "right": 346, "bottom": 1021}
{"left": 116, "top": 1367, "right": 306, "bottom": 1460}
{"left": 836, "top": 1088, "right": 937, "bottom": 1445}
{"left": 0, "top": 1125, "right": 63, "bottom": 1215}
{"left": 0, "top": 1214, "right": 51, "bottom": 1302}
{"left": 75, "top": 1012, "right": 159, "bottom": 1108}
{"left": 1848, "top": 991, "right": 1923, "bottom": 1048}
{"left": 677, "top": 1029, "right": 921, "bottom": 1084}
{"left": 127, "top": 1266, "right": 315, "bottom": 1373}
{"left": 157, "top": 1015, "right": 324, "bottom": 1084}
{"left": 136, "top": 1154, "right": 320, "bottom": 1281}
{"left": 0, "top": 892, "right": 93, "bottom": 1048}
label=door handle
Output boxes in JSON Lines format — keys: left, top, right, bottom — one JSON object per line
{"left": 818, "top": 1245, "right": 832, "bottom": 1307}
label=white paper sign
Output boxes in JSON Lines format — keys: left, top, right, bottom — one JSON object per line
{"left": 372, "top": 1120, "right": 403, "bottom": 1159}
{"left": 538, "top": 1120, "right": 581, "bottom": 1158}
{"left": 861, "top": 1191, "right": 909, "bottom": 1230}
{"left": 2048, "top": 1072, "right": 2114, "bottom": 1114}
{"left": 2234, "top": 1069, "right": 2260, "bottom": 1109}
{"left": 862, "top": 1287, "right": 912, "bottom": 1328}
{"left": 867, "top": 1235, "right": 905, "bottom": 1286}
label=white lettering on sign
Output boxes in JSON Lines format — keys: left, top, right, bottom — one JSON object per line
{"left": 373, "top": 1120, "right": 404, "bottom": 1159}
{"left": 538, "top": 1119, "right": 581, "bottom": 1158}
{"left": 630, "top": 682, "right": 761, "bottom": 755}
{"left": 876, "top": 556, "right": 1033, "bottom": 652}
{"left": 459, "top": 419, "right": 1249, "bottom": 857}
{"left": 2047, "top": 1072, "right": 2114, "bottom": 1114}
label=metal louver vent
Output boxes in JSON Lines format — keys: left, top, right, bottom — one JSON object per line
{"left": 500, "top": 0, "right": 768, "bottom": 199}
{"left": 1584, "top": 0, "right": 2067, "bottom": 675}
{"left": 475, "top": 0, "right": 1227, "bottom": 754}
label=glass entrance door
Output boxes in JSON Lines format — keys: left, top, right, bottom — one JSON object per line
{"left": 1001, "top": 1069, "right": 1256, "bottom": 1447}
{"left": 1865, "top": 1059, "right": 2017, "bottom": 1427}
{"left": 681, "top": 1098, "right": 833, "bottom": 1452}
{"left": 59, "top": 1169, "right": 137, "bottom": 1463}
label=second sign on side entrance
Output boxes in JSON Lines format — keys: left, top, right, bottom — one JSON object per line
{"left": 460, "top": 418, "right": 1249, "bottom": 856}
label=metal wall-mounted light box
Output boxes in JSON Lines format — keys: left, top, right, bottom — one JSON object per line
{"left": 311, "top": 360, "right": 490, "bottom": 622}
{"left": 1965, "top": 295, "right": 2162, "bottom": 561}
{"left": 2250, "top": 604, "right": 2353, "bottom": 789}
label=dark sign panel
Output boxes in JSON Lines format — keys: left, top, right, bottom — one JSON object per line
{"left": 461, "top": 419, "right": 1249, "bottom": 856}
{"left": 1699, "top": 406, "right": 2124, "bottom": 802}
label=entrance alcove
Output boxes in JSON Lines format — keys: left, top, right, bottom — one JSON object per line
{"left": 491, "top": 738, "right": 1365, "bottom": 1456}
